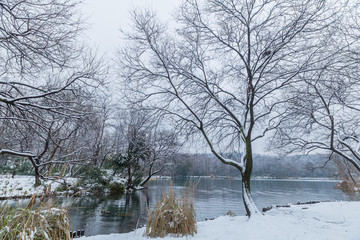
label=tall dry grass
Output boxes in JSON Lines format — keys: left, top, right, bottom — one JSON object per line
{"left": 337, "top": 180, "right": 360, "bottom": 193}
{"left": 145, "top": 183, "right": 197, "bottom": 238}
{"left": 0, "top": 195, "right": 71, "bottom": 240}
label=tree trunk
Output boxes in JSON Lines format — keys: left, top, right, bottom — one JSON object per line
{"left": 241, "top": 140, "right": 261, "bottom": 217}
{"left": 140, "top": 161, "right": 154, "bottom": 187}
{"left": 241, "top": 176, "right": 261, "bottom": 217}
{"left": 140, "top": 175, "right": 151, "bottom": 187}
{"left": 34, "top": 158, "right": 41, "bottom": 187}
{"left": 126, "top": 167, "right": 133, "bottom": 190}
{"left": 34, "top": 169, "right": 41, "bottom": 187}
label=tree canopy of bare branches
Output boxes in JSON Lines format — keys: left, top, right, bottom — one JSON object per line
{"left": 119, "top": 0, "right": 345, "bottom": 216}
{"left": 272, "top": 3, "right": 360, "bottom": 174}
{"left": 110, "top": 108, "right": 180, "bottom": 190}
{"left": 0, "top": 0, "right": 105, "bottom": 185}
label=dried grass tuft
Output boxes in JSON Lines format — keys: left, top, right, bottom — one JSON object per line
{"left": 145, "top": 184, "right": 197, "bottom": 238}
{"left": 0, "top": 195, "right": 70, "bottom": 240}
{"left": 226, "top": 210, "right": 236, "bottom": 217}
{"left": 336, "top": 180, "right": 360, "bottom": 193}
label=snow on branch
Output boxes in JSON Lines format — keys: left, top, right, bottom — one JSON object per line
{"left": 0, "top": 149, "right": 35, "bottom": 158}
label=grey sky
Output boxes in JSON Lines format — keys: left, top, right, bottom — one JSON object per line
{"left": 81, "top": 0, "right": 269, "bottom": 155}
{"left": 82, "top": 0, "right": 182, "bottom": 55}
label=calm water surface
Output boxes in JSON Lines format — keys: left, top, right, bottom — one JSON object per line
{"left": 61, "top": 178, "right": 359, "bottom": 236}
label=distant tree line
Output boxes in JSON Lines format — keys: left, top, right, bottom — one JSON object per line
{"left": 167, "top": 154, "right": 338, "bottom": 179}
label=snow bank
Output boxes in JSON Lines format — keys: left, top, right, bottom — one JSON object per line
{"left": 0, "top": 175, "right": 76, "bottom": 198}
{"left": 79, "top": 201, "right": 360, "bottom": 240}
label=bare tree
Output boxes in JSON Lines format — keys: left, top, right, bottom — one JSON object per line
{"left": 118, "top": 0, "right": 341, "bottom": 216}
{"left": 110, "top": 109, "right": 149, "bottom": 190}
{"left": 110, "top": 108, "right": 179, "bottom": 191}
{"left": 0, "top": 0, "right": 105, "bottom": 185}
{"left": 0, "top": 0, "right": 84, "bottom": 74}
{"left": 139, "top": 128, "right": 179, "bottom": 187}
{"left": 272, "top": 3, "right": 360, "bottom": 174}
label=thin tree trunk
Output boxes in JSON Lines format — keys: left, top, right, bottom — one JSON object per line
{"left": 140, "top": 175, "right": 151, "bottom": 187}
{"left": 126, "top": 167, "right": 133, "bottom": 190}
{"left": 347, "top": 168, "right": 357, "bottom": 185}
{"left": 34, "top": 157, "right": 41, "bottom": 187}
{"left": 241, "top": 180, "right": 261, "bottom": 216}
{"left": 140, "top": 161, "right": 154, "bottom": 187}
{"left": 241, "top": 139, "right": 261, "bottom": 217}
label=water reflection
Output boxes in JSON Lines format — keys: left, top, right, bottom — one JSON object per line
{"left": 60, "top": 192, "right": 149, "bottom": 236}
{"left": 59, "top": 178, "right": 359, "bottom": 236}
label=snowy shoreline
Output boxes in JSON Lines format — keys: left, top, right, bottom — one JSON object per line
{"left": 0, "top": 175, "right": 63, "bottom": 199}
{"left": 0, "top": 175, "right": 343, "bottom": 199}
{"left": 171, "top": 175, "right": 342, "bottom": 182}
{"left": 0, "top": 175, "right": 359, "bottom": 239}
{"left": 79, "top": 201, "right": 360, "bottom": 240}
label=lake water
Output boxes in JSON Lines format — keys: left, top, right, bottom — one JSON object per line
{"left": 61, "top": 178, "right": 359, "bottom": 236}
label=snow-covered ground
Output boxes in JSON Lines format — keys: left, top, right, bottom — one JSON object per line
{"left": 79, "top": 201, "right": 360, "bottom": 240}
{"left": 1, "top": 175, "right": 359, "bottom": 239}
{"left": 0, "top": 175, "right": 75, "bottom": 198}
{"left": 0, "top": 174, "right": 131, "bottom": 198}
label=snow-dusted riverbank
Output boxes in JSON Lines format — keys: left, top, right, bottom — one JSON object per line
{"left": 1, "top": 175, "right": 359, "bottom": 239}
{"left": 0, "top": 174, "right": 131, "bottom": 199}
{"left": 79, "top": 201, "right": 360, "bottom": 240}
{"left": 0, "top": 174, "right": 342, "bottom": 199}
{"left": 0, "top": 175, "right": 62, "bottom": 198}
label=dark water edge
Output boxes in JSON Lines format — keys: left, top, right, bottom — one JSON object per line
{"left": 58, "top": 178, "right": 359, "bottom": 237}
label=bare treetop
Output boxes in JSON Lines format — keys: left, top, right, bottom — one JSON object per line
{"left": 271, "top": 1, "right": 360, "bottom": 172}
{"left": 0, "top": 0, "right": 106, "bottom": 186}
{"left": 0, "top": 0, "right": 84, "bottom": 74}
{"left": 119, "top": 0, "right": 346, "bottom": 216}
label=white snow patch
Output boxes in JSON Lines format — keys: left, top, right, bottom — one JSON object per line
{"left": 78, "top": 201, "right": 360, "bottom": 240}
{"left": 0, "top": 175, "right": 77, "bottom": 198}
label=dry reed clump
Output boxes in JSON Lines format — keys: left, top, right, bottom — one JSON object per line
{"left": 336, "top": 180, "right": 360, "bottom": 193}
{"left": 0, "top": 195, "right": 70, "bottom": 240}
{"left": 145, "top": 185, "right": 197, "bottom": 238}
{"left": 226, "top": 210, "right": 236, "bottom": 217}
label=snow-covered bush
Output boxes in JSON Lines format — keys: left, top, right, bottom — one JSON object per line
{"left": 145, "top": 185, "right": 196, "bottom": 238}
{"left": 0, "top": 197, "right": 70, "bottom": 239}
{"left": 107, "top": 182, "right": 125, "bottom": 194}
{"left": 79, "top": 167, "right": 109, "bottom": 194}
{"left": 0, "top": 159, "right": 32, "bottom": 175}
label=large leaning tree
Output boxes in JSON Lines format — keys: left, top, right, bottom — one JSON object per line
{"left": 272, "top": 3, "right": 360, "bottom": 175}
{"left": 0, "top": 0, "right": 104, "bottom": 186}
{"left": 119, "top": 0, "right": 343, "bottom": 216}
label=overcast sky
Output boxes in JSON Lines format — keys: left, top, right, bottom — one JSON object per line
{"left": 82, "top": 0, "right": 182, "bottom": 55}
{"left": 81, "top": 0, "right": 269, "bottom": 155}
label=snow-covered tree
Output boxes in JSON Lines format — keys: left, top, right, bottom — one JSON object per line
{"left": 118, "top": 0, "right": 341, "bottom": 216}
{"left": 0, "top": 0, "right": 105, "bottom": 185}
{"left": 272, "top": 3, "right": 360, "bottom": 174}
{"left": 110, "top": 108, "right": 180, "bottom": 191}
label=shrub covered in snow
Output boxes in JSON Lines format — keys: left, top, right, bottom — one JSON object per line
{"left": 0, "top": 196, "right": 70, "bottom": 240}
{"left": 79, "top": 168, "right": 110, "bottom": 194}
{"left": 0, "top": 159, "right": 32, "bottom": 175}
{"left": 145, "top": 186, "right": 196, "bottom": 238}
{"left": 107, "top": 182, "right": 125, "bottom": 194}
{"left": 77, "top": 167, "right": 126, "bottom": 195}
